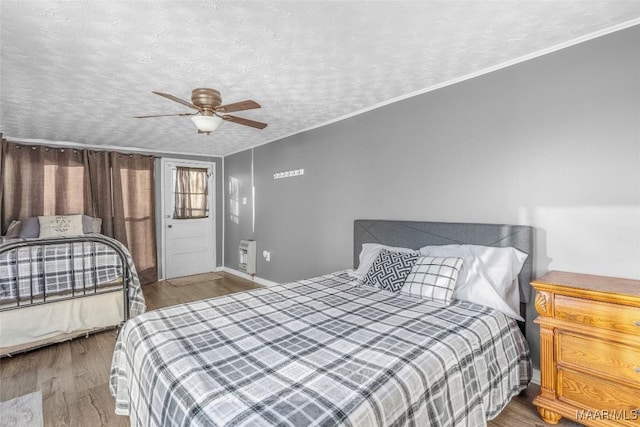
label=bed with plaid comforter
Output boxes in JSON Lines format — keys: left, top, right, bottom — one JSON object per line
{"left": 110, "top": 271, "right": 530, "bottom": 427}
{"left": 0, "top": 234, "right": 145, "bottom": 316}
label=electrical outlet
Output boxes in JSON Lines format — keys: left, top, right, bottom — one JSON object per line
{"left": 262, "top": 250, "right": 271, "bottom": 262}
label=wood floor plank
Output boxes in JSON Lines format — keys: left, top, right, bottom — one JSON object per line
{"left": 38, "top": 342, "right": 74, "bottom": 427}
{"left": 64, "top": 384, "right": 124, "bottom": 427}
{"left": 1, "top": 271, "right": 568, "bottom": 426}
{"left": 0, "top": 350, "right": 39, "bottom": 400}
{"left": 42, "top": 373, "right": 73, "bottom": 427}
{"left": 488, "top": 382, "right": 582, "bottom": 427}
{"left": 71, "top": 335, "right": 112, "bottom": 393}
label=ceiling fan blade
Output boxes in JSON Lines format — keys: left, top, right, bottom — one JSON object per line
{"left": 152, "top": 91, "right": 200, "bottom": 110}
{"left": 134, "top": 112, "right": 196, "bottom": 118}
{"left": 222, "top": 115, "right": 268, "bottom": 129}
{"left": 216, "top": 100, "right": 261, "bottom": 113}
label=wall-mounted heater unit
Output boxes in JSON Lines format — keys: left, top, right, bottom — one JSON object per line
{"left": 239, "top": 240, "right": 257, "bottom": 275}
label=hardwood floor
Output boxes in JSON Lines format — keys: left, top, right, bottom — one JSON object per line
{"left": 0, "top": 273, "right": 261, "bottom": 427}
{"left": 1, "top": 272, "right": 577, "bottom": 426}
{"left": 489, "top": 385, "right": 581, "bottom": 427}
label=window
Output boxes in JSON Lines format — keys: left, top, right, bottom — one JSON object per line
{"left": 173, "top": 167, "right": 209, "bottom": 219}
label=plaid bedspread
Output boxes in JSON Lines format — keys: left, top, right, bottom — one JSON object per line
{"left": 110, "top": 271, "right": 530, "bottom": 427}
{"left": 0, "top": 234, "right": 145, "bottom": 317}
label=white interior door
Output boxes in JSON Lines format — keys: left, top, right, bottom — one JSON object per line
{"left": 162, "top": 159, "right": 215, "bottom": 279}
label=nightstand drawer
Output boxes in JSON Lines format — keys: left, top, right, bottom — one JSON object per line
{"left": 559, "top": 370, "right": 640, "bottom": 419}
{"left": 533, "top": 271, "right": 640, "bottom": 425}
{"left": 555, "top": 295, "right": 640, "bottom": 335}
{"left": 558, "top": 332, "right": 640, "bottom": 386}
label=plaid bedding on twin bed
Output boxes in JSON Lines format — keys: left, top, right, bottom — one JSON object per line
{"left": 110, "top": 271, "right": 531, "bottom": 427}
{"left": 0, "top": 234, "right": 145, "bottom": 316}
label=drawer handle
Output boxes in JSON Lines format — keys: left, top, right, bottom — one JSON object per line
{"left": 635, "top": 320, "right": 640, "bottom": 327}
{"left": 635, "top": 367, "right": 640, "bottom": 373}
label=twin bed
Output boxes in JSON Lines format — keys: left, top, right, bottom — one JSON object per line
{"left": 109, "top": 220, "right": 534, "bottom": 426}
{"left": 0, "top": 233, "right": 145, "bottom": 355}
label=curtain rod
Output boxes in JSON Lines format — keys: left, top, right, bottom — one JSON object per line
{"left": 6, "top": 140, "right": 157, "bottom": 159}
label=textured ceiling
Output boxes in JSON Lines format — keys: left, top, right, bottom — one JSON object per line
{"left": 1, "top": 1, "right": 639, "bottom": 157}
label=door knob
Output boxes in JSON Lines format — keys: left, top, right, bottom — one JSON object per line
{"left": 168, "top": 225, "right": 172, "bottom": 228}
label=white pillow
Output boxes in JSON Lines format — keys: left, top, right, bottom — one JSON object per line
{"left": 348, "top": 243, "right": 418, "bottom": 281}
{"left": 419, "top": 244, "right": 527, "bottom": 320}
{"left": 400, "top": 256, "right": 464, "bottom": 305}
{"left": 39, "top": 215, "right": 84, "bottom": 238}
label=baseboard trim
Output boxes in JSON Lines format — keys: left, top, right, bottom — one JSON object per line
{"left": 531, "top": 368, "right": 540, "bottom": 385}
{"left": 218, "top": 267, "right": 280, "bottom": 287}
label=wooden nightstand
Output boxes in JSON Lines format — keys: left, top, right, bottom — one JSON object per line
{"left": 532, "top": 271, "right": 640, "bottom": 426}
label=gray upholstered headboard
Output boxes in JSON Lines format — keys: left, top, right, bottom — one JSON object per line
{"left": 354, "top": 220, "right": 535, "bottom": 306}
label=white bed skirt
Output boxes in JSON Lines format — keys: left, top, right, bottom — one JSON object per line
{"left": 0, "top": 291, "right": 124, "bottom": 350}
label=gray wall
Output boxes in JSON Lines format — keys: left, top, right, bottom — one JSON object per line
{"left": 224, "top": 149, "right": 255, "bottom": 269}
{"left": 213, "top": 156, "right": 223, "bottom": 267}
{"left": 224, "top": 26, "right": 640, "bottom": 367}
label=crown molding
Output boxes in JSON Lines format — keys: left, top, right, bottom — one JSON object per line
{"left": 224, "top": 18, "right": 640, "bottom": 157}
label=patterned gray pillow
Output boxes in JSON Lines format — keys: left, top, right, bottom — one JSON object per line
{"left": 400, "top": 256, "right": 464, "bottom": 305}
{"left": 362, "top": 249, "right": 418, "bottom": 292}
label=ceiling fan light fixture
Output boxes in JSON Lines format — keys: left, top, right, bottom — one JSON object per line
{"left": 137, "top": 89, "right": 266, "bottom": 130}
{"left": 191, "top": 115, "right": 223, "bottom": 133}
